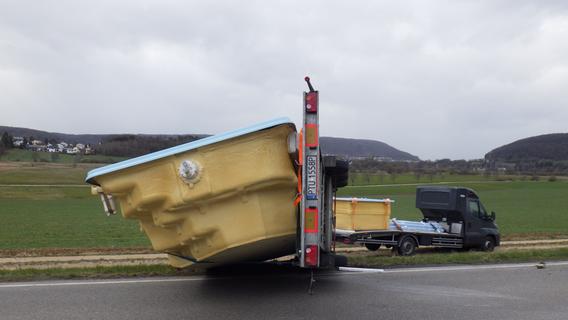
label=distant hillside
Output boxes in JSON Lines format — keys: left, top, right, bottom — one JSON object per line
{"left": 485, "top": 133, "right": 568, "bottom": 162}
{"left": 0, "top": 126, "right": 206, "bottom": 146}
{"left": 321, "top": 137, "right": 419, "bottom": 161}
{"left": 1, "top": 125, "right": 419, "bottom": 161}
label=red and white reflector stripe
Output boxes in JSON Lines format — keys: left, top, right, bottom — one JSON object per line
{"left": 304, "top": 208, "right": 318, "bottom": 233}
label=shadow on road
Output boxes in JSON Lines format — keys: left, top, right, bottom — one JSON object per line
{"left": 191, "top": 262, "right": 347, "bottom": 299}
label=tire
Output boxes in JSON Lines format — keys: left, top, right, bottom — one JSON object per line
{"left": 481, "top": 236, "right": 495, "bottom": 252}
{"left": 334, "top": 255, "right": 348, "bottom": 268}
{"left": 364, "top": 243, "right": 381, "bottom": 251}
{"left": 325, "top": 159, "right": 349, "bottom": 188}
{"left": 397, "top": 236, "right": 417, "bottom": 256}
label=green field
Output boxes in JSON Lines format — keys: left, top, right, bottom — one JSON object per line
{"left": 0, "top": 162, "right": 567, "bottom": 250}
{"left": 0, "top": 162, "right": 151, "bottom": 249}
{"left": 0, "top": 194, "right": 150, "bottom": 249}
{"left": 347, "top": 172, "right": 555, "bottom": 186}
{"left": 338, "top": 180, "right": 568, "bottom": 238}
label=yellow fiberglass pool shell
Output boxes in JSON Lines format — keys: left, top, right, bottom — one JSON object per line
{"left": 86, "top": 118, "right": 298, "bottom": 269}
{"left": 335, "top": 198, "right": 392, "bottom": 231}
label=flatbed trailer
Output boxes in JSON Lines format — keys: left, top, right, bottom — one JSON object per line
{"left": 336, "top": 221, "right": 465, "bottom": 256}
{"left": 335, "top": 186, "right": 501, "bottom": 256}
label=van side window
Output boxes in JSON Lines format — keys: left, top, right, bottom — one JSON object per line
{"left": 480, "top": 203, "right": 488, "bottom": 218}
{"left": 467, "top": 199, "right": 480, "bottom": 218}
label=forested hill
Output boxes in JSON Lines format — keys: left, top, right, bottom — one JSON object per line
{"left": 320, "top": 137, "right": 419, "bottom": 161}
{"left": 485, "top": 133, "right": 568, "bottom": 162}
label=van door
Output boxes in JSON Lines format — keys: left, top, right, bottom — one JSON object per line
{"left": 465, "top": 199, "right": 483, "bottom": 247}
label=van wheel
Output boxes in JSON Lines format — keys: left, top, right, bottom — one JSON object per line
{"left": 364, "top": 243, "right": 381, "bottom": 251}
{"left": 397, "top": 236, "right": 417, "bottom": 256}
{"left": 482, "top": 236, "right": 495, "bottom": 252}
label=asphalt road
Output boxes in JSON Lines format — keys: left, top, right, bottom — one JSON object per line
{"left": 1, "top": 262, "right": 568, "bottom": 320}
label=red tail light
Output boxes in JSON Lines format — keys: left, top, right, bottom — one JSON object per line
{"left": 305, "top": 245, "right": 319, "bottom": 267}
{"left": 305, "top": 92, "right": 318, "bottom": 113}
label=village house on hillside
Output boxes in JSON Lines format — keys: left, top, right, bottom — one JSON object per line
{"left": 10, "top": 136, "right": 95, "bottom": 156}
{"left": 12, "top": 137, "right": 24, "bottom": 147}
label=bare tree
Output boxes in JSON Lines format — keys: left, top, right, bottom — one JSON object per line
{"left": 390, "top": 173, "right": 397, "bottom": 183}
{"left": 414, "top": 171, "right": 422, "bottom": 182}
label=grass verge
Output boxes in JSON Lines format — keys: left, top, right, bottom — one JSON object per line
{"left": 347, "top": 247, "right": 568, "bottom": 268}
{"left": 0, "top": 264, "right": 182, "bottom": 282}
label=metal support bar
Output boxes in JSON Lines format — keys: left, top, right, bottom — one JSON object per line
{"left": 299, "top": 77, "right": 322, "bottom": 268}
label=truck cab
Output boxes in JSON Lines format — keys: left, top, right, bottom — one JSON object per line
{"left": 416, "top": 186, "right": 500, "bottom": 250}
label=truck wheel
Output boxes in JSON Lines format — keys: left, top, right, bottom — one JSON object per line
{"left": 481, "top": 236, "right": 495, "bottom": 252}
{"left": 334, "top": 255, "right": 348, "bottom": 268}
{"left": 397, "top": 236, "right": 417, "bottom": 256}
{"left": 364, "top": 243, "right": 381, "bottom": 251}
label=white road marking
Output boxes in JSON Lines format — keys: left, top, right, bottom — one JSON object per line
{"left": 0, "top": 277, "right": 207, "bottom": 289}
{"left": 383, "top": 261, "right": 568, "bottom": 273}
{"left": 338, "top": 267, "right": 384, "bottom": 273}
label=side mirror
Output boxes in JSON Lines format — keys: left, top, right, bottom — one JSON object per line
{"left": 490, "top": 211, "right": 496, "bottom": 221}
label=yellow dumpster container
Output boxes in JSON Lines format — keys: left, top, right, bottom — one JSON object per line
{"left": 335, "top": 197, "right": 392, "bottom": 231}
{"left": 86, "top": 118, "right": 298, "bottom": 269}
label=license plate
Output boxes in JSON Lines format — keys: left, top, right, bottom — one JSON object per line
{"left": 306, "top": 155, "right": 318, "bottom": 200}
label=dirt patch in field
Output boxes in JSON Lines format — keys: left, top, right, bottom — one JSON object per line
{"left": 502, "top": 233, "right": 568, "bottom": 241}
{"left": 0, "top": 253, "right": 168, "bottom": 270}
{"left": 0, "top": 247, "right": 154, "bottom": 258}
{"left": 0, "top": 162, "right": 100, "bottom": 171}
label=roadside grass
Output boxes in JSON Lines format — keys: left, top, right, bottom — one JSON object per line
{"left": 346, "top": 247, "right": 568, "bottom": 268}
{"left": 338, "top": 180, "right": 568, "bottom": 239}
{"left": 0, "top": 265, "right": 180, "bottom": 282}
{"left": 0, "top": 149, "right": 125, "bottom": 164}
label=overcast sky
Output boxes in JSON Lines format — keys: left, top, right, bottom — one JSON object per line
{"left": 1, "top": 1, "right": 567, "bottom": 160}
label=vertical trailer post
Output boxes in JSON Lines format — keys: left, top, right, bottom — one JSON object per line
{"left": 299, "top": 76, "right": 322, "bottom": 268}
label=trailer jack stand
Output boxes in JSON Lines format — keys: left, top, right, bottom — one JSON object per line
{"left": 308, "top": 270, "right": 316, "bottom": 295}
{"left": 91, "top": 186, "right": 116, "bottom": 216}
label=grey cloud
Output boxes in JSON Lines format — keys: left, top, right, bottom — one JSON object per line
{"left": 1, "top": 1, "right": 568, "bottom": 159}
